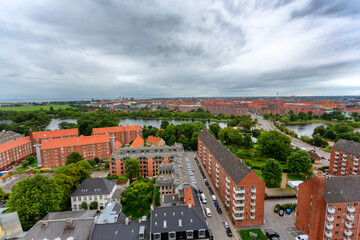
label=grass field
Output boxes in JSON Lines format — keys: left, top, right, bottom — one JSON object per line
{"left": 0, "top": 105, "right": 73, "bottom": 111}
{"left": 239, "top": 229, "right": 267, "bottom": 240}
{"left": 16, "top": 166, "right": 30, "bottom": 172}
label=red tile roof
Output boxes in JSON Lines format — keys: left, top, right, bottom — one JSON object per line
{"left": 130, "top": 136, "right": 144, "bottom": 148}
{"left": 146, "top": 136, "right": 163, "bottom": 144}
{"left": 115, "top": 141, "right": 122, "bottom": 151}
{"left": 92, "top": 125, "right": 141, "bottom": 134}
{"left": 0, "top": 137, "right": 31, "bottom": 153}
{"left": 41, "top": 135, "right": 110, "bottom": 150}
{"left": 32, "top": 129, "right": 78, "bottom": 139}
{"left": 184, "top": 185, "right": 195, "bottom": 206}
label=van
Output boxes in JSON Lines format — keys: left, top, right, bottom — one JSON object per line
{"left": 205, "top": 208, "right": 211, "bottom": 217}
{"left": 201, "top": 193, "right": 207, "bottom": 204}
{"left": 294, "top": 235, "right": 309, "bottom": 240}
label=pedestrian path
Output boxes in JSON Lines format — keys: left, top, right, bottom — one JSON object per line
{"left": 281, "top": 173, "right": 287, "bottom": 188}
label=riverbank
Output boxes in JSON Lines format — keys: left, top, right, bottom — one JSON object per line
{"left": 286, "top": 119, "right": 335, "bottom": 125}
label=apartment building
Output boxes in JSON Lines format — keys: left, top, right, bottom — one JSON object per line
{"left": 40, "top": 135, "right": 111, "bottom": 167}
{"left": 0, "top": 137, "right": 33, "bottom": 170}
{"left": 92, "top": 125, "right": 141, "bottom": 145}
{"left": 198, "top": 129, "right": 265, "bottom": 226}
{"left": 110, "top": 145, "right": 183, "bottom": 177}
{"left": 329, "top": 139, "right": 360, "bottom": 176}
{"left": 296, "top": 174, "right": 360, "bottom": 240}
{"left": 146, "top": 136, "right": 165, "bottom": 147}
{"left": 29, "top": 128, "right": 79, "bottom": 146}
{"left": 71, "top": 178, "right": 117, "bottom": 211}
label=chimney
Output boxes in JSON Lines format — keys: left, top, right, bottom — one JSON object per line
{"left": 65, "top": 218, "right": 73, "bottom": 228}
{"left": 125, "top": 217, "right": 129, "bottom": 225}
{"left": 41, "top": 222, "right": 48, "bottom": 228}
{"left": 163, "top": 220, "right": 167, "bottom": 228}
{"left": 178, "top": 219, "right": 182, "bottom": 227}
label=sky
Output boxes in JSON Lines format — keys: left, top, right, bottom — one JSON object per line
{"left": 1, "top": 0, "right": 360, "bottom": 100}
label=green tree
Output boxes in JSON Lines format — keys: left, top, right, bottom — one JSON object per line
{"left": 21, "top": 159, "right": 29, "bottom": 167}
{"left": 88, "top": 159, "right": 97, "bottom": 167}
{"left": 7, "top": 174, "right": 64, "bottom": 230}
{"left": 81, "top": 201, "right": 88, "bottom": 210}
{"left": 105, "top": 162, "right": 110, "bottom": 169}
{"left": 25, "top": 155, "right": 36, "bottom": 165}
{"left": 311, "top": 134, "right": 329, "bottom": 148}
{"left": 167, "top": 135, "right": 176, "bottom": 146}
{"left": 258, "top": 131, "right": 291, "bottom": 162}
{"left": 298, "top": 112, "right": 308, "bottom": 121}
{"left": 66, "top": 152, "right": 84, "bottom": 165}
{"left": 209, "top": 123, "right": 221, "bottom": 138}
{"left": 313, "top": 125, "right": 326, "bottom": 137}
{"left": 324, "top": 130, "right": 337, "bottom": 140}
{"left": 94, "top": 157, "right": 100, "bottom": 164}
{"left": 121, "top": 180, "right": 154, "bottom": 216}
{"left": 53, "top": 173, "right": 76, "bottom": 210}
{"left": 243, "top": 135, "right": 253, "bottom": 149}
{"left": 55, "top": 161, "right": 92, "bottom": 185}
{"left": 307, "top": 111, "right": 313, "bottom": 120}
{"left": 333, "top": 122, "right": 354, "bottom": 134}
{"left": 160, "top": 120, "right": 169, "bottom": 129}
{"left": 287, "top": 150, "right": 312, "bottom": 175}
{"left": 262, "top": 158, "right": 282, "bottom": 186}
{"left": 280, "top": 116, "right": 290, "bottom": 125}
{"left": 125, "top": 158, "right": 141, "bottom": 182}
{"left": 90, "top": 201, "right": 98, "bottom": 210}
{"left": 263, "top": 114, "right": 270, "bottom": 120}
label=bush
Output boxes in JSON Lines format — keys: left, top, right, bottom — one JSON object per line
{"left": 274, "top": 204, "right": 280, "bottom": 213}
{"left": 154, "top": 187, "right": 160, "bottom": 207}
{"left": 106, "top": 175, "right": 119, "bottom": 180}
{"left": 280, "top": 203, "right": 297, "bottom": 211}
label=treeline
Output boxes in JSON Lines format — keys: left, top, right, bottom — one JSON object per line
{"left": 312, "top": 122, "right": 360, "bottom": 143}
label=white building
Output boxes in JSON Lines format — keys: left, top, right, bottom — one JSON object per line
{"left": 71, "top": 178, "right": 117, "bottom": 211}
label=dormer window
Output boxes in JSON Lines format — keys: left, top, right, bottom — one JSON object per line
{"left": 186, "top": 230, "right": 193, "bottom": 239}
{"left": 198, "top": 229, "right": 206, "bottom": 238}
{"left": 168, "top": 231, "right": 176, "bottom": 240}
{"left": 154, "top": 233, "right": 161, "bottom": 240}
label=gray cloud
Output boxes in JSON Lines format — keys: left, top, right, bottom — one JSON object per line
{"left": 0, "top": 0, "right": 360, "bottom": 100}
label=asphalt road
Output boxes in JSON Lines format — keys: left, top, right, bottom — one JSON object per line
{"left": 251, "top": 114, "right": 330, "bottom": 168}
{"left": 185, "top": 151, "right": 236, "bottom": 240}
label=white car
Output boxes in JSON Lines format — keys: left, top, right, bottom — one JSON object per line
{"left": 211, "top": 195, "right": 216, "bottom": 201}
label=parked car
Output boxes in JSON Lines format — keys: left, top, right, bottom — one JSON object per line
{"left": 266, "top": 230, "right": 280, "bottom": 239}
{"left": 222, "top": 220, "right": 229, "bottom": 229}
{"left": 226, "top": 228, "right": 233, "bottom": 237}
{"left": 205, "top": 181, "right": 209, "bottom": 186}
{"left": 201, "top": 193, "right": 207, "bottom": 204}
{"left": 211, "top": 195, "right": 216, "bottom": 201}
{"left": 216, "top": 207, "right": 222, "bottom": 214}
{"left": 278, "top": 209, "right": 284, "bottom": 217}
{"left": 205, "top": 208, "right": 211, "bottom": 217}
{"left": 199, "top": 189, "right": 203, "bottom": 194}
{"left": 294, "top": 235, "right": 309, "bottom": 240}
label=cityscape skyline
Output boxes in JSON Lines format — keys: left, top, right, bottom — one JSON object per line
{"left": 1, "top": 0, "right": 360, "bottom": 99}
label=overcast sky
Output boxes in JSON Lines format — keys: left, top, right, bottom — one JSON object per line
{"left": 1, "top": 0, "right": 360, "bottom": 100}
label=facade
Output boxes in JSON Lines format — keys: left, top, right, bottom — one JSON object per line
{"left": 329, "top": 139, "right": 360, "bottom": 176}
{"left": 0, "top": 137, "right": 33, "bottom": 171}
{"left": 198, "top": 129, "right": 265, "bottom": 226}
{"left": 71, "top": 178, "right": 117, "bottom": 211}
{"left": 146, "top": 136, "right": 165, "bottom": 147}
{"left": 296, "top": 174, "right": 360, "bottom": 240}
{"left": 29, "top": 128, "right": 79, "bottom": 146}
{"left": 110, "top": 145, "right": 184, "bottom": 177}
{"left": 40, "top": 135, "right": 111, "bottom": 167}
{"left": 92, "top": 125, "right": 141, "bottom": 145}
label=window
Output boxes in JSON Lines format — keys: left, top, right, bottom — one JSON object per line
{"left": 186, "top": 230, "right": 193, "bottom": 239}
{"left": 154, "top": 233, "right": 161, "bottom": 240}
{"left": 198, "top": 229, "right": 206, "bottom": 238}
{"left": 168, "top": 232, "right": 176, "bottom": 239}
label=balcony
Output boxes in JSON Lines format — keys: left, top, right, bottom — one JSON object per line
{"left": 333, "top": 169, "right": 338, "bottom": 172}
{"left": 354, "top": 162, "right": 359, "bottom": 167}
{"left": 328, "top": 207, "right": 335, "bottom": 214}
{"left": 335, "top": 155, "right": 339, "bottom": 159}
{"left": 346, "top": 214, "right": 354, "bottom": 221}
{"left": 341, "top": 171, "right": 345, "bottom": 175}
{"left": 215, "top": 182, "right": 219, "bottom": 188}
{"left": 347, "top": 206, "right": 355, "bottom": 213}
{"left": 334, "top": 160, "right": 338, "bottom": 164}
{"left": 250, "top": 202, "right": 256, "bottom": 207}
{"left": 355, "top": 157, "right": 359, "bottom": 161}
{"left": 341, "top": 162, "right": 346, "bottom": 166}
{"left": 250, "top": 208, "right": 256, "bottom": 213}
{"left": 225, "top": 177, "right": 230, "bottom": 183}
{"left": 225, "top": 194, "right": 230, "bottom": 201}
{"left": 325, "top": 231, "right": 333, "bottom": 238}
{"left": 345, "top": 222, "right": 353, "bottom": 229}
{"left": 251, "top": 195, "right": 256, "bottom": 200}
{"left": 353, "top": 172, "right": 357, "bottom": 175}
{"left": 343, "top": 154, "right": 348, "bottom": 157}
{"left": 251, "top": 188, "right": 256, "bottom": 193}
{"left": 232, "top": 213, "right": 244, "bottom": 221}
{"left": 215, "top": 178, "right": 219, "bottom": 183}
{"left": 326, "top": 222, "right": 333, "bottom": 230}
{"left": 341, "top": 167, "right": 346, "bottom": 171}
{"left": 233, "top": 201, "right": 244, "bottom": 207}
{"left": 344, "top": 229, "right": 352, "bottom": 237}
{"left": 233, "top": 187, "right": 245, "bottom": 194}
{"left": 354, "top": 166, "right": 358, "bottom": 171}
{"left": 225, "top": 182, "right": 230, "bottom": 189}
{"left": 250, "top": 214, "right": 255, "bottom": 220}
{"left": 215, "top": 163, "right": 219, "bottom": 168}
{"left": 216, "top": 168, "right": 219, "bottom": 173}
{"left": 342, "top": 158, "right": 347, "bottom": 162}
{"left": 334, "top": 164, "right": 338, "bottom": 168}
{"left": 233, "top": 194, "right": 245, "bottom": 201}
{"left": 233, "top": 207, "right": 244, "bottom": 214}
{"left": 327, "top": 215, "right": 334, "bottom": 222}
{"left": 225, "top": 201, "right": 230, "bottom": 207}
{"left": 335, "top": 151, "right": 339, "bottom": 155}
{"left": 225, "top": 189, "right": 230, "bottom": 196}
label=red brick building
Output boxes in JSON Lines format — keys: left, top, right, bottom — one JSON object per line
{"left": 0, "top": 137, "right": 33, "bottom": 170}
{"left": 29, "top": 128, "right": 79, "bottom": 146}
{"left": 198, "top": 130, "right": 265, "bottom": 226}
{"left": 92, "top": 125, "right": 141, "bottom": 145}
{"left": 130, "top": 136, "right": 144, "bottom": 148}
{"left": 110, "top": 145, "right": 183, "bottom": 177}
{"left": 40, "top": 135, "right": 111, "bottom": 167}
{"left": 296, "top": 174, "right": 360, "bottom": 240}
{"left": 329, "top": 139, "right": 360, "bottom": 176}
{"left": 146, "top": 136, "right": 165, "bottom": 147}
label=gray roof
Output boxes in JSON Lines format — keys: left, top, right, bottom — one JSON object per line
{"left": 25, "top": 218, "right": 95, "bottom": 240}
{"left": 162, "top": 194, "right": 179, "bottom": 204}
{"left": 96, "top": 202, "right": 122, "bottom": 224}
{"left": 43, "top": 210, "right": 97, "bottom": 220}
{"left": 157, "top": 179, "right": 175, "bottom": 187}
{"left": 111, "top": 145, "right": 184, "bottom": 161}
{"left": 71, "top": 178, "right": 116, "bottom": 197}
{"left": 323, "top": 176, "right": 360, "bottom": 203}
{"left": 332, "top": 139, "right": 360, "bottom": 156}
{"left": 91, "top": 220, "right": 150, "bottom": 240}
{"left": 150, "top": 206, "right": 207, "bottom": 234}
{"left": 198, "top": 129, "right": 252, "bottom": 184}
{"left": 159, "top": 164, "right": 174, "bottom": 172}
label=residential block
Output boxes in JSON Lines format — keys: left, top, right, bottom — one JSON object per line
{"left": 329, "top": 139, "right": 360, "bottom": 176}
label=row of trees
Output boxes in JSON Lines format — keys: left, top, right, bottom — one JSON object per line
{"left": 313, "top": 122, "right": 360, "bottom": 142}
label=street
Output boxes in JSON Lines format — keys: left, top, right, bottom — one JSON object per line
{"left": 185, "top": 151, "right": 236, "bottom": 240}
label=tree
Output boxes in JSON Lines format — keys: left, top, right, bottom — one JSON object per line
{"left": 53, "top": 173, "right": 76, "bottom": 210}
{"left": 311, "top": 134, "right": 329, "bottom": 148}
{"left": 160, "top": 120, "right": 169, "bottom": 129}
{"left": 280, "top": 116, "right": 290, "bottom": 125}
{"left": 125, "top": 159, "right": 141, "bottom": 182}
{"left": 94, "top": 157, "right": 100, "bottom": 164}
{"left": 243, "top": 135, "right": 253, "bottom": 149}
{"left": 167, "top": 135, "right": 176, "bottom": 146}
{"left": 121, "top": 180, "right": 154, "bottom": 215}
{"left": 307, "top": 111, "right": 313, "bottom": 120}
{"left": 90, "top": 201, "right": 98, "bottom": 210}
{"left": 298, "top": 112, "right": 308, "bottom": 121}
{"left": 209, "top": 123, "right": 221, "bottom": 139}
{"left": 287, "top": 150, "right": 312, "bottom": 175}
{"left": 25, "top": 155, "right": 36, "bottom": 165}
{"left": 81, "top": 201, "right": 88, "bottom": 210}
{"left": 55, "top": 161, "right": 92, "bottom": 185}
{"left": 88, "top": 159, "right": 97, "bottom": 167}
{"left": 0, "top": 187, "right": 5, "bottom": 200}
{"left": 313, "top": 125, "right": 326, "bottom": 137}
{"left": 66, "top": 152, "right": 84, "bottom": 165}
{"left": 58, "top": 121, "right": 78, "bottom": 129}
{"left": 324, "top": 130, "right": 337, "bottom": 140}
{"left": 7, "top": 174, "right": 64, "bottom": 230}
{"left": 263, "top": 114, "right": 270, "bottom": 120}
{"left": 21, "top": 159, "right": 29, "bottom": 167}
{"left": 257, "top": 131, "right": 291, "bottom": 162}
{"left": 333, "top": 122, "right": 354, "bottom": 134}
{"left": 105, "top": 162, "right": 110, "bottom": 169}
{"left": 262, "top": 159, "right": 282, "bottom": 186}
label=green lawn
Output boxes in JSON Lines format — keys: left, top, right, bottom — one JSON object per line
{"left": 0, "top": 105, "right": 73, "bottom": 111}
{"left": 122, "top": 205, "right": 150, "bottom": 219}
{"left": 239, "top": 229, "right": 267, "bottom": 240}
{"left": 16, "top": 166, "right": 30, "bottom": 172}
{"left": 30, "top": 162, "right": 38, "bottom": 167}
{"left": 287, "top": 173, "right": 308, "bottom": 181}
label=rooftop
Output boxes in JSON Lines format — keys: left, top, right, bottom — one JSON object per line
{"left": 43, "top": 210, "right": 97, "bottom": 220}
{"left": 41, "top": 134, "right": 110, "bottom": 150}
{"left": 332, "top": 139, "right": 360, "bottom": 156}
{"left": 146, "top": 136, "right": 163, "bottom": 144}
{"left": 111, "top": 145, "right": 183, "bottom": 160}
{"left": 323, "top": 176, "right": 360, "bottom": 203}
{"left": 71, "top": 178, "right": 116, "bottom": 197}
{"left": 130, "top": 136, "right": 144, "bottom": 148}
{"left": 32, "top": 128, "right": 78, "bottom": 139}
{"left": 0, "top": 136, "right": 31, "bottom": 153}
{"left": 198, "top": 129, "right": 252, "bottom": 184}
{"left": 93, "top": 125, "right": 141, "bottom": 134}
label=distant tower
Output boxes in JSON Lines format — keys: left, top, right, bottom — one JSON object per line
{"left": 277, "top": 92, "right": 279, "bottom": 101}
